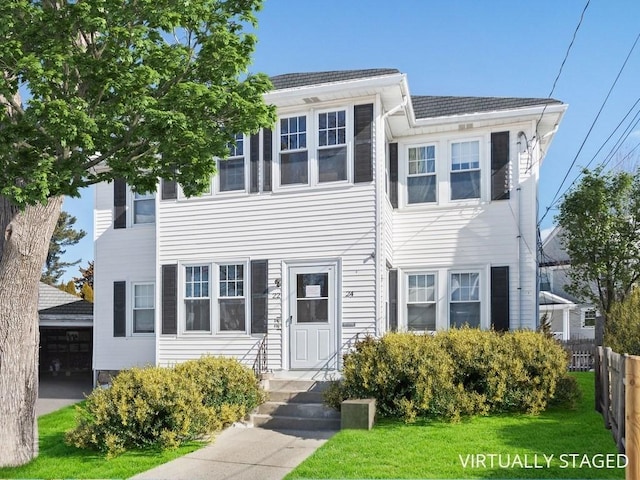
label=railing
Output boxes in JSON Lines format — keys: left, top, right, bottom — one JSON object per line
{"left": 252, "top": 334, "right": 268, "bottom": 377}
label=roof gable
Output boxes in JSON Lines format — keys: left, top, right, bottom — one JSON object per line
{"left": 38, "top": 282, "right": 93, "bottom": 316}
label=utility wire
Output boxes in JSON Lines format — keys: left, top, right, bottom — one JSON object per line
{"left": 539, "top": 31, "right": 640, "bottom": 226}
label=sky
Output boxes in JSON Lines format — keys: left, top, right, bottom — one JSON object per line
{"left": 60, "top": 0, "right": 640, "bottom": 281}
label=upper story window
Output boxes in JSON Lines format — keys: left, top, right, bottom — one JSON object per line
{"left": 133, "top": 192, "right": 155, "bottom": 224}
{"left": 407, "top": 145, "right": 436, "bottom": 204}
{"left": 450, "top": 140, "right": 480, "bottom": 200}
{"left": 185, "top": 265, "right": 211, "bottom": 332}
{"left": 280, "top": 116, "right": 308, "bottom": 185}
{"left": 450, "top": 272, "right": 480, "bottom": 328}
{"left": 133, "top": 283, "right": 155, "bottom": 334}
{"left": 318, "top": 110, "right": 347, "bottom": 183}
{"left": 219, "top": 134, "right": 246, "bottom": 192}
{"left": 407, "top": 273, "right": 436, "bottom": 331}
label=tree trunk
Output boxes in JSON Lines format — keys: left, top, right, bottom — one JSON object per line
{"left": 0, "top": 195, "right": 63, "bottom": 467}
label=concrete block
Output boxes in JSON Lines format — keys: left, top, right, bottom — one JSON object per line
{"left": 341, "top": 398, "right": 376, "bottom": 430}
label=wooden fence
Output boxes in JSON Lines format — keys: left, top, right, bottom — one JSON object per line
{"left": 595, "top": 346, "right": 640, "bottom": 479}
{"left": 562, "top": 340, "right": 595, "bottom": 371}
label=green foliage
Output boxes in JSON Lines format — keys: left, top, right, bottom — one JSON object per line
{"left": 80, "top": 283, "right": 94, "bottom": 302}
{"left": 326, "top": 329, "right": 568, "bottom": 422}
{"left": 59, "top": 280, "right": 78, "bottom": 296}
{"left": 41, "top": 211, "right": 86, "bottom": 285}
{"left": 549, "top": 374, "right": 582, "bottom": 409}
{"left": 0, "top": 0, "right": 275, "bottom": 206}
{"left": 174, "top": 356, "right": 265, "bottom": 423}
{"left": 556, "top": 167, "right": 640, "bottom": 321}
{"left": 65, "top": 357, "right": 263, "bottom": 457}
{"left": 605, "top": 287, "right": 640, "bottom": 355}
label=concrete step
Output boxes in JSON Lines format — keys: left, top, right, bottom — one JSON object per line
{"left": 265, "top": 379, "right": 332, "bottom": 393}
{"left": 257, "top": 401, "right": 340, "bottom": 419}
{"left": 252, "top": 413, "right": 341, "bottom": 431}
{"left": 267, "top": 390, "right": 325, "bottom": 404}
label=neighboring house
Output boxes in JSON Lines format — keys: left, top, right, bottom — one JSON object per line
{"left": 38, "top": 282, "right": 93, "bottom": 375}
{"left": 538, "top": 226, "right": 596, "bottom": 340}
{"left": 93, "top": 68, "right": 567, "bottom": 381}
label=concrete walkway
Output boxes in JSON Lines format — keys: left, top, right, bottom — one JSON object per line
{"left": 131, "top": 426, "right": 335, "bottom": 480}
{"left": 37, "top": 372, "right": 93, "bottom": 416}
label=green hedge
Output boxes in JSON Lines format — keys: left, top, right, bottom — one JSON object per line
{"left": 325, "top": 328, "right": 571, "bottom": 422}
{"left": 65, "top": 357, "right": 263, "bottom": 457}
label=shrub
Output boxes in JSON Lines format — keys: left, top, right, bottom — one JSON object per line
{"left": 327, "top": 328, "right": 569, "bottom": 422}
{"left": 550, "top": 374, "right": 582, "bottom": 409}
{"left": 174, "top": 356, "right": 265, "bottom": 425}
{"left": 66, "top": 357, "right": 264, "bottom": 457}
{"left": 605, "top": 288, "right": 640, "bottom": 355}
{"left": 65, "top": 366, "right": 215, "bottom": 458}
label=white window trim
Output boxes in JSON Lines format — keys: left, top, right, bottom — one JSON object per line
{"left": 179, "top": 260, "right": 251, "bottom": 336}
{"left": 581, "top": 307, "right": 597, "bottom": 329}
{"left": 131, "top": 282, "right": 155, "bottom": 336}
{"left": 275, "top": 106, "right": 354, "bottom": 191}
{"left": 448, "top": 269, "right": 486, "bottom": 330}
{"left": 129, "top": 190, "right": 156, "bottom": 227}
{"left": 405, "top": 272, "right": 438, "bottom": 332}
{"left": 449, "top": 137, "right": 483, "bottom": 203}
{"left": 406, "top": 143, "right": 438, "bottom": 205}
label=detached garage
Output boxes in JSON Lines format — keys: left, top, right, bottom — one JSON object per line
{"left": 38, "top": 283, "right": 93, "bottom": 376}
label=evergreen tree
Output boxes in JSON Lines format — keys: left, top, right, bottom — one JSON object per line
{"left": 41, "top": 211, "right": 86, "bottom": 285}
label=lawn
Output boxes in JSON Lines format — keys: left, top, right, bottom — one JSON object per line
{"left": 0, "top": 403, "right": 205, "bottom": 479}
{"left": 287, "top": 372, "right": 625, "bottom": 479}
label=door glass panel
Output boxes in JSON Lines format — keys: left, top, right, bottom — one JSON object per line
{"left": 296, "top": 273, "right": 329, "bottom": 323}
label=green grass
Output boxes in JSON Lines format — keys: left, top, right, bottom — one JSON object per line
{"left": 0, "top": 403, "right": 205, "bottom": 479}
{"left": 288, "top": 372, "right": 625, "bottom": 479}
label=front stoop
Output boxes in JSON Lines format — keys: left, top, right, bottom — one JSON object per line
{"left": 251, "top": 379, "right": 340, "bottom": 431}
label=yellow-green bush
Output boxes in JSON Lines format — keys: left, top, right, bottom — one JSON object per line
{"left": 605, "top": 288, "right": 640, "bottom": 355}
{"left": 65, "top": 357, "right": 264, "bottom": 457}
{"left": 326, "top": 328, "right": 569, "bottom": 422}
{"left": 174, "top": 356, "right": 265, "bottom": 425}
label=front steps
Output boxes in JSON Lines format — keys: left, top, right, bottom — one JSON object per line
{"left": 251, "top": 379, "right": 340, "bottom": 431}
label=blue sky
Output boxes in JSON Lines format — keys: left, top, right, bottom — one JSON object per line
{"left": 61, "top": 0, "right": 640, "bottom": 281}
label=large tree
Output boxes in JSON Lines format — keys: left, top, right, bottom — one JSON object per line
{"left": 556, "top": 167, "right": 640, "bottom": 323}
{"left": 41, "top": 211, "right": 86, "bottom": 285}
{"left": 0, "top": 0, "right": 274, "bottom": 466}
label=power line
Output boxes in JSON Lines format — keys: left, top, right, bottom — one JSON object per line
{"left": 538, "top": 31, "right": 640, "bottom": 225}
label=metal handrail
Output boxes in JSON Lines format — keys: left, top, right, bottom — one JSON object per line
{"left": 252, "top": 334, "right": 268, "bottom": 377}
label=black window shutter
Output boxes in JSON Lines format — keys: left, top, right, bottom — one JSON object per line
{"left": 262, "top": 128, "right": 272, "bottom": 192}
{"left": 250, "top": 133, "right": 260, "bottom": 193}
{"left": 162, "top": 264, "right": 178, "bottom": 335}
{"left": 491, "top": 266, "right": 510, "bottom": 332}
{"left": 491, "top": 131, "right": 510, "bottom": 200}
{"left": 251, "top": 260, "right": 268, "bottom": 334}
{"left": 113, "top": 178, "right": 127, "bottom": 229}
{"left": 113, "top": 281, "right": 126, "bottom": 337}
{"left": 388, "top": 269, "right": 398, "bottom": 332}
{"left": 354, "top": 104, "right": 374, "bottom": 183}
{"left": 389, "top": 142, "right": 398, "bottom": 208}
{"left": 161, "top": 178, "right": 177, "bottom": 200}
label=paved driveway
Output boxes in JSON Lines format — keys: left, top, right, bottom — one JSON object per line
{"left": 37, "top": 372, "right": 93, "bottom": 416}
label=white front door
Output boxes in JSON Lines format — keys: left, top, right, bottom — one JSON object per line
{"left": 288, "top": 264, "right": 337, "bottom": 370}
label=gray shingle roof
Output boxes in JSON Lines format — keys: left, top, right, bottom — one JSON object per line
{"left": 38, "top": 282, "right": 93, "bottom": 316}
{"left": 270, "top": 69, "right": 400, "bottom": 90}
{"left": 411, "top": 95, "right": 562, "bottom": 119}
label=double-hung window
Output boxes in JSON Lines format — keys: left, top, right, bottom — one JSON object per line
{"left": 133, "top": 283, "right": 155, "bottom": 333}
{"left": 407, "top": 274, "right": 436, "bottom": 331}
{"left": 450, "top": 140, "right": 481, "bottom": 200}
{"left": 407, "top": 145, "right": 436, "bottom": 204}
{"left": 450, "top": 272, "right": 480, "bottom": 328}
{"left": 220, "top": 133, "right": 246, "bottom": 192}
{"left": 280, "top": 116, "right": 308, "bottom": 185}
{"left": 133, "top": 192, "right": 155, "bottom": 224}
{"left": 317, "top": 110, "right": 347, "bottom": 182}
{"left": 582, "top": 308, "right": 597, "bottom": 328}
{"left": 185, "top": 266, "right": 211, "bottom": 331}
{"left": 218, "top": 264, "right": 246, "bottom": 332}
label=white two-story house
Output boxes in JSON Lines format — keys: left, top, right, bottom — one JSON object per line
{"left": 93, "top": 68, "right": 567, "bottom": 381}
